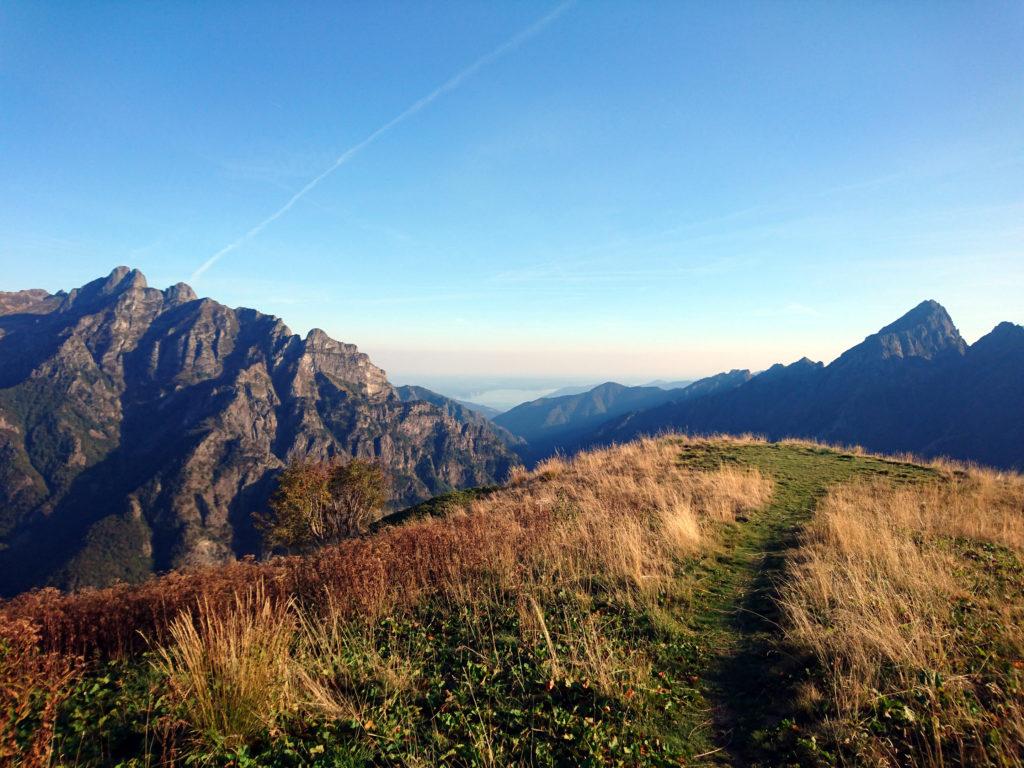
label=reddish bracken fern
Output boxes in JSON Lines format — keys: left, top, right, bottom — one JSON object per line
{"left": 0, "top": 618, "right": 81, "bottom": 767}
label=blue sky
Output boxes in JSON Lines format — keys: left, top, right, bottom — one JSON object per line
{"left": 2, "top": 1, "right": 1022, "bottom": 379}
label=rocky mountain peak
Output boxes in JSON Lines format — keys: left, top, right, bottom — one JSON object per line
{"left": 879, "top": 299, "right": 956, "bottom": 335}
{"left": 986, "top": 320, "right": 1024, "bottom": 340}
{"left": 832, "top": 300, "right": 966, "bottom": 368}
{"left": 758, "top": 357, "right": 823, "bottom": 382}
{"left": 300, "top": 328, "right": 391, "bottom": 398}
{"left": 304, "top": 328, "right": 333, "bottom": 346}
{"left": 0, "top": 268, "right": 517, "bottom": 594}
{"left": 162, "top": 282, "right": 198, "bottom": 306}
{"left": 101, "top": 266, "right": 148, "bottom": 295}
{"left": 0, "top": 288, "right": 59, "bottom": 316}
{"left": 971, "top": 321, "right": 1024, "bottom": 358}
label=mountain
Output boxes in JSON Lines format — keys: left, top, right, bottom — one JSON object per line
{"left": 494, "top": 382, "right": 679, "bottom": 460}
{"left": 0, "top": 267, "right": 517, "bottom": 595}
{"left": 665, "top": 369, "right": 752, "bottom": 399}
{"left": 395, "top": 385, "right": 523, "bottom": 445}
{"left": 643, "top": 379, "right": 694, "bottom": 390}
{"left": 453, "top": 398, "right": 504, "bottom": 419}
{"left": 829, "top": 299, "right": 966, "bottom": 369}
{"left": 543, "top": 383, "right": 600, "bottom": 398}
{"left": 495, "top": 372, "right": 751, "bottom": 462}
{"left": 584, "top": 301, "right": 1024, "bottom": 470}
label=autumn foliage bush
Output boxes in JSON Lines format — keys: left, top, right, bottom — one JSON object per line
{"left": 0, "top": 618, "right": 80, "bottom": 766}
{"left": 255, "top": 457, "right": 390, "bottom": 553}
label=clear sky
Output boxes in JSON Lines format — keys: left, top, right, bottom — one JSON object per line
{"left": 2, "top": 1, "right": 1022, "bottom": 379}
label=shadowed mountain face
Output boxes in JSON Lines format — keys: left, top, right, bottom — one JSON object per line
{"left": 395, "top": 385, "right": 524, "bottom": 447}
{"left": 0, "top": 268, "right": 516, "bottom": 595}
{"left": 582, "top": 302, "right": 1023, "bottom": 470}
{"left": 495, "top": 372, "right": 752, "bottom": 462}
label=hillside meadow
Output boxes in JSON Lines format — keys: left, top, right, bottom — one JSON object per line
{"left": 1, "top": 436, "right": 1022, "bottom": 767}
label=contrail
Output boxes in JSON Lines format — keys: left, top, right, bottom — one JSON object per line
{"left": 191, "top": 1, "right": 575, "bottom": 282}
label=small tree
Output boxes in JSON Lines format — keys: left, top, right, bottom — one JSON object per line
{"left": 255, "top": 457, "right": 390, "bottom": 554}
{"left": 327, "top": 459, "right": 390, "bottom": 538}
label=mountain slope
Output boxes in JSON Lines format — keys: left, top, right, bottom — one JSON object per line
{"left": 644, "top": 378, "right": 694, "bottom": 390}
{"left": 0, "top": 268, "right": 516, "bottom": 594}
{"left": 494, "top": 381, "right": 683, "bottom": 459}
{"left": 395, "top": 385, "right": 523, "bottom": 446}
{"left": 453, "top": 398, "right": 504, "bottom": 419}
{"left": 586, "top": 301, "right": 1023, "bottom": 469}
{"left": 495, "top": 371, "right": 752, "bottom": 461}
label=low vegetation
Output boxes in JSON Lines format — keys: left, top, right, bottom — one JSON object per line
{"left": 256, "top": 458, "right": 391, "bottom": 553}
{"left": 781, "top": 469, "right": 1024, "bottom": 766}
{"left": 1, "top": 436, "right": 1021, "bottom": 766}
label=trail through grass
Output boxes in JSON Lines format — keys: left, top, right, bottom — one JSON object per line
{"left": 657, "top": 441, "right": 938, "bottom": 766}
{"left": 23, "top": 439, "right": 1000, "bottom": 767}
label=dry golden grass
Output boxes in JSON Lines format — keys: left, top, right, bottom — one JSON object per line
{"left": 296, "top": 438, "right": 770, "bottom": 711}
{"left": 455, "top": 438, "right": 772, "bottom": 606}
{"left": 0, "top": 437, "right": 774, "bottom": 759}
{"left": 1, "top": 436, "right": 773, "bottom": 661}
{"left": 142, "top": 437, "right": 772, "bottom": 751}
{"left": 152, "top": 584, "right": 297, "bottom": 751}
{"left": 781, "top": 472, "right": 1024, "bottom": 767}
{"left": 280, "top": 437, "right": 773, "bottom": 623}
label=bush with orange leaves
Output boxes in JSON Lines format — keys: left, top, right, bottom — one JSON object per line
{"left": 0, "top": 618, "right": 80, "bottom": 766}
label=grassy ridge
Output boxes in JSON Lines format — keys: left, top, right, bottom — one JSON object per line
{"left": 1, "top": 436, "right": 1021, "bottom": 767}
{"left": 662, "top": 440, "right": 940, "bottom": 765}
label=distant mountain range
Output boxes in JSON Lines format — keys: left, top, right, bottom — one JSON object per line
{"left": 542, "top": 384, "right": 602, "bottom": 399}
{"left": 2, "top": 272, "right": 1020, "bottom": 597}
{"left": 494, "top": 372, "right": 750, "bottom": 462}
{"left": 643, "top": 379, "right": 694, "bottom": 390}
{"left": 497, "top": 301, "right": 1023, "bottom": 471}
{"left": 0, "top": 268, "right": 516, "bottom": 595}
{"left": 519, "top": 379, "right": 694, "bottom": 402}
{"left": 452, "top": 398, "right": 504, "bottom": 420}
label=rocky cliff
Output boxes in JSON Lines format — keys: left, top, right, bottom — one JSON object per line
{"left": 0, "top": 267, "right": 516, "bottom": 594}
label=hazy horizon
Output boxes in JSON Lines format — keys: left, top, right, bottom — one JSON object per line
{"left": 3, "top": 2, "right": 1022, "bottom": 378}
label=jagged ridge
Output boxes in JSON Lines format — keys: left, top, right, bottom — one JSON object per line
{"left": 0, "top": 267, "right": 516, "bottom": 594}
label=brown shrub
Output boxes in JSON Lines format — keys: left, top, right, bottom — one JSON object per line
{"left": 0, "top": 559, "right": 288, "bottom": 658}
{"left": 256, "top": 458, "right": 391, "bottom": 553}
{"left": 0, "top": 618, "right": 80, "bottom": 767}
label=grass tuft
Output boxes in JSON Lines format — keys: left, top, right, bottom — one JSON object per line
{"left": 152, "top": 583, "right": 296, "bottom": 752}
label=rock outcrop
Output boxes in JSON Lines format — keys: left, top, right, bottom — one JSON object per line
{"left": 0, "top": 268, "right": 516, "bottom": 594}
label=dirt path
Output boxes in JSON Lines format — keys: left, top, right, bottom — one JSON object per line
{"left": 665, "top": 441, "right": 936, "bottom": 766}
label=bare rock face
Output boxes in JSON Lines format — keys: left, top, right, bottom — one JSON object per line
{"left": 0, "top": 288, "right": 64, "bottom": 316}
{"left": 0, "top": 267, "right": 516, "bottom": 594}
{"left": 832, "top": 299, "right": 967, "bottom": 369}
